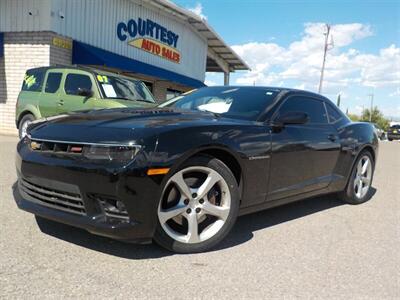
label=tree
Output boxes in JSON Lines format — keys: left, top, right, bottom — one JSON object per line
{"left": 360, "top": 106, "right": 390, "bottom": 130}
{"left": 347, "top": 113, "right": 360, "bottom": 122}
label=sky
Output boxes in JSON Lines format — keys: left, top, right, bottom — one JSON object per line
{"left": 173, "top": 0, "right": 400, "bottom": 119}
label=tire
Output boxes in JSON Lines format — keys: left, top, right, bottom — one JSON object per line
{"left": 339, "top": 150, "right": 375, "bottom": 205}
{"left": 153, "top": 155, "right": 240, "bottom": 253}
{"left": 388, "top": 138, "right": 393, "bottom": 141}
{"left": 18, "top": 114, "right": 35, "bottom": 139}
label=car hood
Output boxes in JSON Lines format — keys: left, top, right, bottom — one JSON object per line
{"left": 105, "top": 99, "right": 156, "bottom": 108}
{"left": 28, "top": 108, "right": 247, "bottom": 144}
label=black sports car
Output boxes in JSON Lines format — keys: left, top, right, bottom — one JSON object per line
{"left": 15, "top": 86, "right": 378, "bottom": 253}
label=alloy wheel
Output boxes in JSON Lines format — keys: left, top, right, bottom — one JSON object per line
{"left": 21, "top": 120, "right": 31, "bottom": 138}
{"left": 158, "top": 166, "right": 231, "bottom": 244}
{"left": 353, "top": 155, "right": 372, "bottom": 199}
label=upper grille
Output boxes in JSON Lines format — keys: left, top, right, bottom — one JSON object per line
{"left": 29, "top": 139, "right": 84, "bottom": 154}
{"left": 20, "top": 179, "right": 86, "bottom": 215}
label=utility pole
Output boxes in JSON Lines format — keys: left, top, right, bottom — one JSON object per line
{"left": 318, "top": 24, "right": 333, "bottom": 94}
{"left": 368, "top": 93, "right": 374, "bottom": 122}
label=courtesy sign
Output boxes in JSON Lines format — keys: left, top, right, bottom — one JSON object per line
{"left": 117, "top": 18, "right": 181, "bottom": 63}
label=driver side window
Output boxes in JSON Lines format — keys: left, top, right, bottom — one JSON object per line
{"left": 278, "top": 96, "right": 328, "bottom": 124}
{"left": 64, "top": 74, "right": 92, "bottom": 95}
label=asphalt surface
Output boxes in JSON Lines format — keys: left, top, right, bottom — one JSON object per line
{"left": 0, "top": 135, "right": 399, "bottom": 299}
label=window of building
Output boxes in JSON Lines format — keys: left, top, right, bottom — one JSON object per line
{"left": 166, "top": 89, "right": 182, "bottom": 100}
{"left": 65, "top": 74, "right": 92, "bottom": 95}
{"left": 44, "top": 73, "right": 63, "bottom": 94}
{"left": 278, "top": 96, "right": 328, "bottom": 124}
{"left": 144, "top": 82, "right": 153, "bottom": 93}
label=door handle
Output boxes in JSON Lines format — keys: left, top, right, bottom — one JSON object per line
{"left": 58, "top": 99, "right": 64, "bottom": 106}
{"left": 328, "top": 134, "right": 337, "bottom": 142}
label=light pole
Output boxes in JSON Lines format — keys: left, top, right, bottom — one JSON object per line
{"left": 368, "top": 93, "right": 374, "bottom": 122}
{"left": 318, "top": 24, "right": 333, "bottom": 94}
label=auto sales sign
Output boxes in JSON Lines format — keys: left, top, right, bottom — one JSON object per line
{"left": 117, "top": 18, "right": 181, "bottom": 63}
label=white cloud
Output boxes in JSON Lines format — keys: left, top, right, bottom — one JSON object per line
{"left": 231, "top": 23, "right": 399, "bottom": 94}
{"left": 187, "top": 3, "right": 207, "bottom": 20}
{"left": 356, "top": 45, "right": 400, "bottom": 87}
{"left": 389, "top": 87, "right": 400, "bottom": 97}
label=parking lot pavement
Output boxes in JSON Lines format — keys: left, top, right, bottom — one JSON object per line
{"left": 0, "top": 135, "right": 399, "bottom": 299}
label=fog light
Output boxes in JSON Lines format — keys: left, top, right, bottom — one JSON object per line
{"left": 89, "top": 194, "right": 129, "bottom": 220}
{"left": 116, "top": 200, "right": 126, "bottom": 212}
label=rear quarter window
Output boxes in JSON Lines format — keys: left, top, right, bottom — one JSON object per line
{"left": 22, "top": 69, "right": 45, "bottom": 92}
{"left": 325, "top": 103, "right": 343, "bottom": 123}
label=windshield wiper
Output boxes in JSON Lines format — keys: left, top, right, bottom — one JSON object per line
{"left": 199, "top": 110, "right": 221, "bottom": 118}
{"left": 134, "top": 99, "right": 154, "bottom": 103}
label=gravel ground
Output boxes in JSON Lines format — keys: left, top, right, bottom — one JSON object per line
{"left": 1, "top": 135, "right": 399, "bottom": 299}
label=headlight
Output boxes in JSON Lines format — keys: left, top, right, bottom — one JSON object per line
{"left": 83, "top": 145, "right": 140, "bottom": 162}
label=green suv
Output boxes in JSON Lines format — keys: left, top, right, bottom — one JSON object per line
{"left": 16, "top": 66, "right": 156, "bottom": 138}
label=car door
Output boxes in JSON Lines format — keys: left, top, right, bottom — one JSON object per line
{"left": 58, "top": 72, "right": 96, "bottom": 114}
{"left": 39, "top": 71, "right": 63, "bottom": 117}
{"left": 267, "top": 95, "right": 341, "bottom": 201}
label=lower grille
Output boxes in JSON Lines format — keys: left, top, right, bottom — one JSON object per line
{"left": 20, "top": 179, "right": 86, "bottom": 215}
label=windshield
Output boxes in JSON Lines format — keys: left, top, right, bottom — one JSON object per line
{"left": 159, "top": 87, "right": 279, "bottom": 121}
{"left": 96, "top": 74, "right": 155, "bottom": 103}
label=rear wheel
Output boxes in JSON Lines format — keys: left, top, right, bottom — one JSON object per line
{"left": 18, "top": 114, "right": 35, "bottom": 139}
{"left": 153, "top": 156, "right": 239, "bottom": 253}
{"left": 339, "top": 151, "right": 374, "bottom": 205}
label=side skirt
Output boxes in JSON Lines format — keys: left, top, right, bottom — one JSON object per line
{"left": 238, "top": 184, "right": 343, "bottom": 217}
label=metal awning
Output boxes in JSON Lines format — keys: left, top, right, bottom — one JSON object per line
{"left": 72, "top": 41, "right": 206, "bottom": 88}
{"left": 141, "top": 0, "right": 250, "bottom": 74}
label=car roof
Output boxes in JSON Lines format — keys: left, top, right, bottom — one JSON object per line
{"left": 25, "top": 65, "right": 140, "bottom": 81}
{"left": 201, "top": 85, "right": 329, "bottom": 101}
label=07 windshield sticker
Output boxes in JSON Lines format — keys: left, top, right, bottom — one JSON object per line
{"left": 24, "top": 74, "right": 36, "bottom": 88}
{"left": 97, "top": 75, "right": 109, "bottom": 83}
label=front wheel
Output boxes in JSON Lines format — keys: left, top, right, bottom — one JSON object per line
{"left": 153, "top": 156, "right": 239, "bottom": 253}
{"left": 339, "top": 151, "right": 375, "bottom": 205}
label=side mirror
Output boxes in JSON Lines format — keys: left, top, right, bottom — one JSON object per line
{"left": 272, "top": 111, "right": 309, "bottom": 127}
{"left": 77, "top": 88, "right": 93, "bottom": 97}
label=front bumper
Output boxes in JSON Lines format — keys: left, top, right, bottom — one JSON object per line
{"left": 14, "top": 185, "right": 151, "bottom": 243}
{"left": 14, "top": 141, "right": 163, "bottom": 243}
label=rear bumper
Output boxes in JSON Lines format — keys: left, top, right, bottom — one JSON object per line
{"left": 14, "top": 141, "right": 163, "bottom": 243}
{"left": 387, "top": 133, "right": 400, "bottom": 140}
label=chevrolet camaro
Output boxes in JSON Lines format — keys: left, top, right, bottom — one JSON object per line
{"left": 14, "top": 86, "right": 378, "bottom": 253}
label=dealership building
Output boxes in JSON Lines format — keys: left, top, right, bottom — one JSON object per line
{"left": 0, "top": 0, "right": 248, "bottom": 135}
